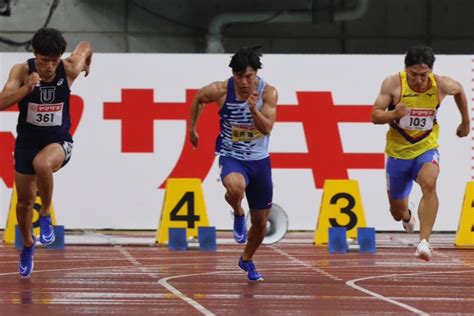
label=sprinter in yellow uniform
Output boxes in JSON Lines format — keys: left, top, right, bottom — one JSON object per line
{"left": 371, "top": 45, "right": 470, "bottom": 260}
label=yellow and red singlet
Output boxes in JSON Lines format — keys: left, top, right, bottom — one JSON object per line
{"left": 385, "top": 71, "right": 440, "bottom": 159}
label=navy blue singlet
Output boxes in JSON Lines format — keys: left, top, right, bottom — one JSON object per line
{"left": 16, "top": 58, "right": 72, "bottom": 146}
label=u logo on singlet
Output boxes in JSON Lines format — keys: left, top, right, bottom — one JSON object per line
{"left": 40, "top": 86, "right": 56, "bottom": 103}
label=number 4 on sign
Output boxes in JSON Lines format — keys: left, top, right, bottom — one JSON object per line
{"left": 314, "top": 179, "right": 367, "bottom": 245}
{"left": 155, "top": 178, "right": 210, "bottom": 244}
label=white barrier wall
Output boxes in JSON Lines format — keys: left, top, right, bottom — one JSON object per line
{"left": 0, "top": 54, "right": 472, "bottom": 231}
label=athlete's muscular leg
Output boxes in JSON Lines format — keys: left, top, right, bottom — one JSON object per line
{"left": 32, "top": 143, "right": 65, "bottom": 217}
{"left": 242, "top": 208, "right": 270, "bottom": 261}
{"left": 15, "top": 172, "right": 37, "bottom": 247}
{"left": 222, "top": 172, "right": 246, "bottom": 216}
{"left": 416, "top": 163, "right": 439, "bottom": 241}
{"left": 388, "top": 197, "right": 410, "bottom": 222}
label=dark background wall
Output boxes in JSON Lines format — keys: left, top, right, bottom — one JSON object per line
{"left": 0, "top": 0, "right": 473, "bottom": 54}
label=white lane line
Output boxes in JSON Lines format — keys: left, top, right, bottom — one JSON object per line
{"left": 156, "top": 267, "right": 331, "bottom": 315}
{"left": 0, "top": 261, "right": 224, "bottom": 315}
{"left": 270, "top": 245, "right": 343, "bottom": 281}
{"left": 75, "top": 233, "right": 214, "bottom": 315}
{"left": 435, "top": 250, "right": 474, "bottom": 268}
{"left": 346, "top": 269, "right": 474, "bottom": 315}
{"left": 111, "top": 242, "right": 215, "bottom": 316}
{"left": 94, "top": 231, "right": 156, "bottom": 273}
{"left": 346, "top": 278, "right": 429, "bottom": 315}
{"left": 0, "top": 264, "right": 237, "bottom": 277}
{"left": 91, "top": 231, "right": 162, "bottom": 278}
{"left": 114, "top": 245, "right": 142, "bottom": 267}
{"left": 114, "top": 245, "right": 215, "bottom": 314}
{"left": 158, "top": 273, "right": 220, "bottom": 316}
{"left": 0, "top": 264, "right": 161, "bottom": 277}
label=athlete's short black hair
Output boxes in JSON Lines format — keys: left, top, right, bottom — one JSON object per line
{"left": 32, "top": 28, "right": 67, "bottom": 57}
{"left": 404, "top": 45, "right": 436, "bottom": 69}
{"left": 229, "top": 45, "right": 263, "bottom": 74}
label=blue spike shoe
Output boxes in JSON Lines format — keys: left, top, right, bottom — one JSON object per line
{"left": 39, "top": 215, "right": 55, "bottom": 245}
{"left": 19, "top": 236, "right": 36, "bottom": 278}
{"left": 238, "top": 256, "right": 263, "bottom": 281}
{"left": 233, "top": 214, "right": 247, "bottom": 244}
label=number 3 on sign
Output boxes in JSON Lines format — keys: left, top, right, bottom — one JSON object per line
{"left": 328, "top": 192, "right": 358, "bottom": 230}
{"left": 156, "top": 179, "right": 210, "bottom": 244}
{"left": 314, "top": 180, "right": 367, "bottom": 245}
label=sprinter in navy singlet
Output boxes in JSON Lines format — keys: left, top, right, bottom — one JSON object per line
{"left": 14, "top": 58, "right": 74, "bottom": 175}
{"left": 16, "top": 58, "right": 72, "bottom": 148}
{"left": 0, "top": 28, "right": 93, "bottom": 277}
{"left": 189, "top": 46, "right": 278, "bottom": 281}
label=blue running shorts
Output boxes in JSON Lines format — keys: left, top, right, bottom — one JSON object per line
{"left": 219, "top": 155, "right": 273, "bottom": 210}
{"left": 386, "top": 148, "right": 439, "bottom": 200}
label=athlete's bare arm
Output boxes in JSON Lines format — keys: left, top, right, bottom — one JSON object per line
{"left": 371, "top": 74, "right": 409, "bottom": 124}
{"left": 0, "top": 63, "right": 40, "bottom": 111}
{"left": 188, "top": 81, "right": 227, "bottom": 148}
{"left": 248, "top": 84, "right": 278, "bottom": 135}
{"left": 436, "top": 75, "right": 470, "bottom": 137}
{"left": 63, "top": 41, "right": 93, "bottom": 87}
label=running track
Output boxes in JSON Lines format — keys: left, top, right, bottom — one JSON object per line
{"left": 0, "top": 232, "right": 473, "bottom": 315}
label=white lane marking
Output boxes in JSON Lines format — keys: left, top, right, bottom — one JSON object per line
{"left": 156, "top": 267, "right": 329, "bottom": 315}
{"left": 2, "top": 260, "right": 471, "bottom": 313}
{"left": 92, "top": 231, "right": 163, "bottom": 279}
{"left": 270, "top": 245, "right": 343, "bottom": 281}
{"left": 0, "top": 264, "right": 155, "bottom": 277}
{"left": 111, "top": 242, "right": 215, "bottom": 316}
{"left": 346, "top": 269, "right": 474, "bottom": 315}
{"left": 158, "top": 273, "right": 220, "bottom": 316}
{"left": 114, "top": 245, "right": 142, "bottom": 267}
{"left": 435, "top": 250, "right": 474, "bottom": 268}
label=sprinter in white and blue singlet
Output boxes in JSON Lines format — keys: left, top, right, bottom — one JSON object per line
{"left": 0, "top": 28, "right": 93, "bottom": 278}
{"left": 189, "top": 46, "right": 278, "bottom": 281}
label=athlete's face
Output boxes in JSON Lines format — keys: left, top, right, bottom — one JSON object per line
{"left": 34, "top": 53, "right": 61, "bottom": 81}
{"left": 233, "top": 66, "right": 257, "bottom": 95}
{"left": 405, "top": 63, "right": 432, "bottom": 92}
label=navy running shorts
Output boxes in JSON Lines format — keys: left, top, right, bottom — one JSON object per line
{"left": 14, "top": 140, "right": 73, "bottom": 175}
{"left": 219, "top": 155, "right": 273, "bottom": 210}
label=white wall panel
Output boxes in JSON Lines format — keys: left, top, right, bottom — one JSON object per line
{"left": 0, "top": 53, "right": 471, "bottom": 231}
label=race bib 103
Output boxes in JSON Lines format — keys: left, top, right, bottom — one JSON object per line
{"left": 398, "top": 108, "right": 436, "bottom": 131}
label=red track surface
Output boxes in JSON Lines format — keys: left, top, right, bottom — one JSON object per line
{"left": 0, "top": 232, "right": 473, "bottom": 315}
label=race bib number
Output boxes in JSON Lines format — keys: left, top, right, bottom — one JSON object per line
{"left": 231, "top": 124, "right": 262, "bottom": 142}
{"left": 26, "top": 103, "right": 63, "bottom": 126}
{"left": 398, "top": 108, "right": 435, "bottom": 131}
